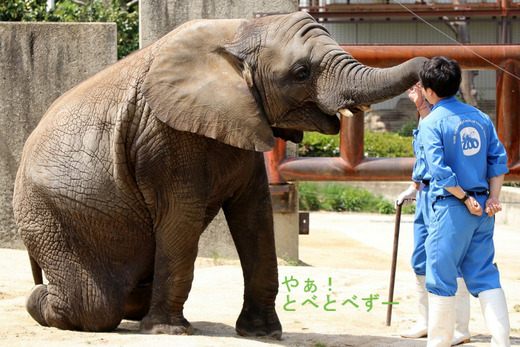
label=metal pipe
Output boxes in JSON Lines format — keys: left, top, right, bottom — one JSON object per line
{"left": 299, "top": 0, "right": 520, "bottom": 19}
{"left": 340, "top": 111, "right": 365, "bottom": 167}
{"left": 342, "top": 45, "right": 520, "bottom": 69}
{"left": 264, "top": 138, "right": 287, "bottom": 184}
{"left": 278, "top": 157, "right": 416, "bottom": 182}
{"left": 496, "top": 59, "right": 520, "bottom": 168}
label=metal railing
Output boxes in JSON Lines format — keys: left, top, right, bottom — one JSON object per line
{"left": 299, "top": 0, "right": 520, "bottom": 18}
{"left": 265, "top": 44, "right": 520, "bottom": 183}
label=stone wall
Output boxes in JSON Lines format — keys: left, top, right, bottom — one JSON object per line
{"left": 0, "top": 22, "right": 117, "bottom": 248}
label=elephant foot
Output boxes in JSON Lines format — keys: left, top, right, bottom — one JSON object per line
{"left": 235, "top": 306, "right": 282, "bottom": 340}
{"left": 25, "top": 284, "right": 49, "bottom": 327}
{"left": 140, "top": 314, "right": 194, "bottom": 335}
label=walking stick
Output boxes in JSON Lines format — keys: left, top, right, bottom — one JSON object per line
{"left": 386, "top": 200, "right": 403, "bottom": 326}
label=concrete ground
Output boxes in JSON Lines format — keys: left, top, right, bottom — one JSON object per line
{"left": 0, "top": 211, "right": 518, "bottom": 346}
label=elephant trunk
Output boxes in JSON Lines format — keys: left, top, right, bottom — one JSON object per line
{"left": 323, "top": 54, "right": 428, "bottom": 113}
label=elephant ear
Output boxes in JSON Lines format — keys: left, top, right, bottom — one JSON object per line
{"left": 142, "top": 19, "right": 275, "bottom": 152}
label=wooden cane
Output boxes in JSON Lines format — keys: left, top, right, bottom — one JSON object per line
{"left": 386, "top": 201, "right": 403, "bottom": 326}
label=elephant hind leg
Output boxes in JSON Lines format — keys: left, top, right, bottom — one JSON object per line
{"left": 25, "top": 279, "right": 126, "bottom": 332}
{"left": 25, "top": 283, "right": 86, "bottom": 330}
{"left": 26, "top": 284, "right": 50, "bottom": 327}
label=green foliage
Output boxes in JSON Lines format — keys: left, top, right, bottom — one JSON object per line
{"left": 298, "top": 131, "right": 415, "bottom": 214}
{"left": 0, "top": 0, "right": 48, "bottom": 21}
{"left": 299, "top": 182, "right": 414, "bottom": 215}
{"left": 299, "top": 182, "right": 322, "bottom": 211}
{"left": 396, "top": 119, "right": 418, "bottom": 137}
{"left": 0, "top": 0, "right": 139, "bottom": 58}
{"left": 504, "top": 182, "right": 520, "bottom": 187}
{"left": 364, "top": 131, "right": 414, "bottom": 158}
{"left": 298, "top": 131, "right": 414, "bottom": 158}
{"left": 402, "top": 204, "right": 415, "bottom": 214}
{"left": 298, "top": 132, "right": 340, "bottom": 157}
{"left": 53, "top": 0, "right": 139, "bottom": 58}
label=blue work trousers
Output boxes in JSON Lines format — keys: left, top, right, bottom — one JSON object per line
{"left": 411, "top": 186, "right": 430, "bottom": 276}
{"left": 425, "top": 193, "right": 501, "bottom": 297}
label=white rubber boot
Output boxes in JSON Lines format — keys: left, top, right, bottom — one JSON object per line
{"left": 479, "top": 288, "right": 511, "bottom": 347}
{"left": 427, "top": 293, "right": 456, "bottom": 347}
{"left": 452, "top": 277, "right": 471, "bottom": 345}
{"left": 400, "top": 275, "right": 428, "bottom": 338}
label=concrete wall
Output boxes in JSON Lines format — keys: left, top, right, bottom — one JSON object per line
{"left": 495, "top": 187, "right": 520, "bottom": 227}
{"left": 139, "top": 0, "right": 300, "bottom": 260}
{"left": 0, "top": 22, "right": 117, "bottom": 248}
{"left": 140, "top": 0, "right": 298, "bottom": 47}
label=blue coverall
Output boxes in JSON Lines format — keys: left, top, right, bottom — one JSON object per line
{"left": 419, "top": 96, "right": 509, "bottom": 297}
{"left": 410, "top": 125, "right": 432, "bottom": 276}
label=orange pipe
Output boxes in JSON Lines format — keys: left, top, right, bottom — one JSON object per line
{"left": 343, "top": 45, "right": 520, "bottom": 69}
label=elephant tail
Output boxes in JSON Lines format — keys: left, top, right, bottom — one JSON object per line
{"left": 29, "top": 255, "right": 43, "bottom": 285}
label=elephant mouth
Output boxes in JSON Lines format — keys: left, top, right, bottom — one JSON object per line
{"left": 313, "top": 109, "right": 341, "bottom": 135}
{"left": 280, "top": 103, "right": 371, "bottom": 136}
{"left": 313, "top": 104, "right": 371, "bottom": 135}
{"left": 316, "top": 105, "right": 371, "bottom": 134}
{"left": 337, "top": 105, "right": 371, "bottom": 118}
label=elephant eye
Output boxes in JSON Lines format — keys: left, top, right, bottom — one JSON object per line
{"left": 293, "top": 65, "right": 310, "bottom": 82}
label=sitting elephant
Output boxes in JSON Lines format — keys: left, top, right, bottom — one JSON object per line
{"left": 13, "top": 12, "right": 426, "bottom": 338}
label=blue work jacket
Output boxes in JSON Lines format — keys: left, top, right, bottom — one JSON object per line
{"left": 411, "top": 120, "right": 432, "bottom": 183}
{"left": 418, "top": 96, "right": 509, "bottom": 199}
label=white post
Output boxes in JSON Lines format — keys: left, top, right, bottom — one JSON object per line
{"left": 47, "top": 0, "right": 55, "bottom": 11}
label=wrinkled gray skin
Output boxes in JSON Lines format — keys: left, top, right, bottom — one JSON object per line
{"left": 13, "top": 12, "right": 426, "bottom": 337}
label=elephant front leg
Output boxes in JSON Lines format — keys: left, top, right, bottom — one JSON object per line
{"left": 223, "top": 184, "right": 282, "bottom": 339}
{"left": 140, "top": 215, "right": 201, "bottom": 335}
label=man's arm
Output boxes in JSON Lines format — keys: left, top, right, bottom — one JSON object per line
{"left": 444, "top": 186, "right": 483, "bottom": 216}
{"left": 485, "top": 174, "right": 505, "bottom": 217}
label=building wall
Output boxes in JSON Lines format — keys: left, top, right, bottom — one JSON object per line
{"left": 0, "top": 22, "right": 117, "bottom": 248}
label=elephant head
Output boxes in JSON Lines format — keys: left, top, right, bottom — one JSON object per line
{"left": 142, "top": 12, "right": 426, "bottom": 152}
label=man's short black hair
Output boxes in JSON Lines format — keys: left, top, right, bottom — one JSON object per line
{"left": 419, "top": 56, "right": 461, "bottom": 98}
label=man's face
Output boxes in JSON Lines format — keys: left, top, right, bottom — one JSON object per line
{"left": 421, "top": 85, "right": 437, "bottom": 106}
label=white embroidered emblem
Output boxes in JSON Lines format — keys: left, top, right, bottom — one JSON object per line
{"left": 460, "top": 127, "right": 481, "bottom": 156}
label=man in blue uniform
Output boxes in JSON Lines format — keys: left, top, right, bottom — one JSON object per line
{"left": 397, "top": 82, "right": 471, "bottom": 345}
{"left": 418, "top": 56, "right": 510, "bottom": 347}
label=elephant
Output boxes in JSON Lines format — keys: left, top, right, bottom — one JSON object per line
{"left": 13, "top": 12, "right": 427, "bottom": 338}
